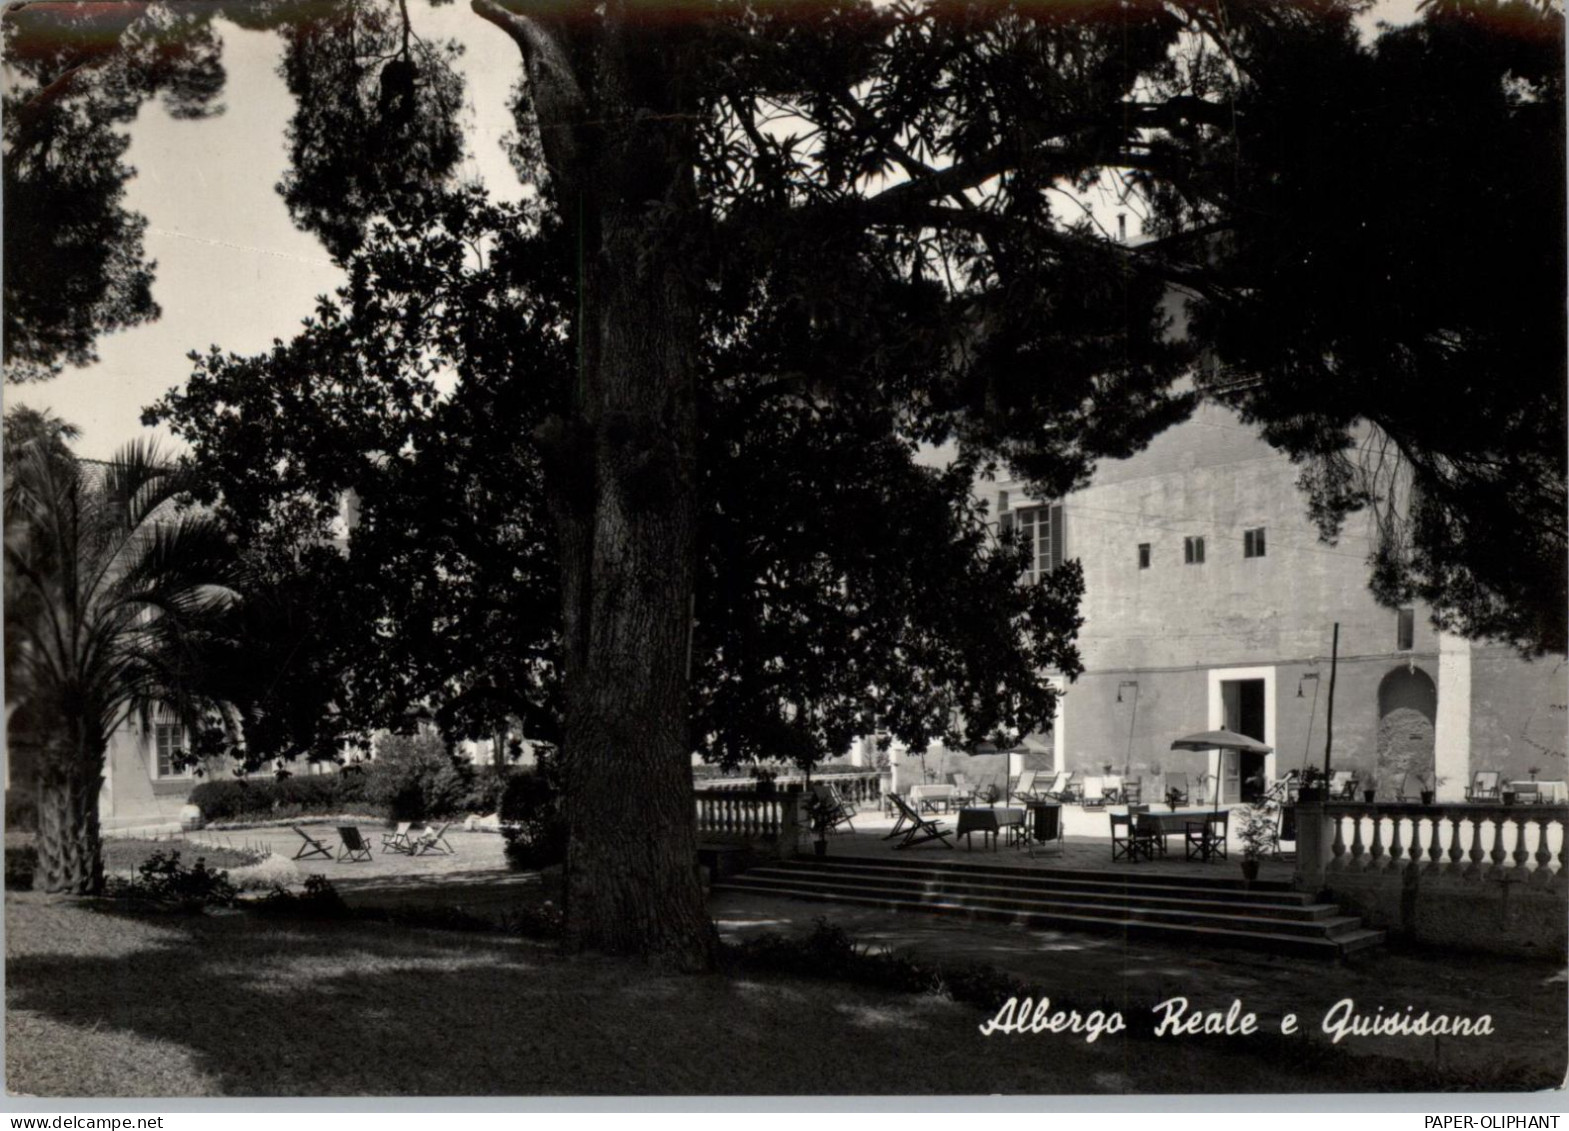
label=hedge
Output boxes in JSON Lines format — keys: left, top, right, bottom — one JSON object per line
{"left": 188, "top": 772, "right": 375, "bottom": 823}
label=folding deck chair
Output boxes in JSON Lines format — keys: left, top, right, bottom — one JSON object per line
{"left": 291, "top": 825, "right": 334, "bottom": 862}
{"left": 951, "top": 773, "right": 978, "bottom": 807}
{"left": 887, "top": 795, "right": 954, "bottom": 850}
{"left": 381, "top": 822, "right": 415, "bottom": 855}
{"left": 411, "top": 822, "right": 456, "bottom": 856}
{"left": 1080, "top": 775, "right": 1107, "bottom": 810}
{"left": 336, "top": 826, "right": 374, "bottom": 862}
{"left": 1329, "top": 771, "right": 1358, "bottom": 801}
{"left": 1010, "top": 770, "right": 1040, "bottom": 803}
{"left": 809, "top": 784, "right": 856, "bottom": 833}
{"left": 1040, "top": 770, "right": 1072, "bottom": 801}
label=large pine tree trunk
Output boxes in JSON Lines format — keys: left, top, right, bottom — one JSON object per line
{"left": 34, "top": 742, "right": 105, "bottom": 896}
{"left": 550, "top": 13, "right": 716, "bottom": 970}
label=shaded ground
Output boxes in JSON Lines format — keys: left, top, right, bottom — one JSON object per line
{"left": 710, "top": 891, "right": 1567, "bottom": 1083}
{"left": 6, "top": 894, "right": 1561, "bottom": 1098}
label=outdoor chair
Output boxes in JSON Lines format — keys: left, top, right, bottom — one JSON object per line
{"left": 1134, "top": 811, "right": 1167, "bottom": 859}
{"left": 1184, "top": 811, "right": 1229, "bottom": 862}
{"left": 1110, "top": 812, "right": 1159, "bottom": 862}
{"left": 887, "top": 795, "right": 954, "bottom": 850}
{"left": 1164, "top": 774, "right": 1190, "bottom": 806}
{"left": 810, "top": 784, "right": 856, "bottom": 833}
{"left": 411, "top": 821, "right": 455, "bottom": 856}
{"left": 951, "top": 773, "right": 978, "bottom": 807}
{"left": 1329, "top": 771, "right": 1357, "bottom": 801}
{"left": 1465, "top": 771, "right": 1501, "bottom": 803}
{"left": 1396, "top": 773, "right": 1425, "bottom": 802}
{"left": 381, "top": 822, "right": 415, "bottom": 855}
{"left": 290, "top": 825, "right": 334, "bottom": 862}
{"left": 336, "top": 826, "right": 374, "bottom": 863}
{"left": 1511, "top": 782, "right": 1542, "bottom": 805}
{"left": 1010, "top": 770, "right": 1039, "bottom": 803}
{"left": 1122, "top": 777, "right": 1143, "bottom": 806}
{"left": 1080, "top": 776, "right": 1107, "bottom": 810}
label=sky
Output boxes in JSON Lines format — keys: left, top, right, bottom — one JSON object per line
{"left": 7, "top": 0, "right": 1424, "bottom": 460}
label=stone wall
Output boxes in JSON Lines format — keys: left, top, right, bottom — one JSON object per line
{"left": 1325, "top": 870, "right": 1566, "bottom": 960}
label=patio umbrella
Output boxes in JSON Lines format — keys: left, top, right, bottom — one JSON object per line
{"left": 1170, "top": 730, "right": 1273, "bottom": 808}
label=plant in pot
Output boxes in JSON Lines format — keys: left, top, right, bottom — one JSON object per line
{"left": 1419, "top": 772, "right": 1444, "bottom": 805}
{"left": 1164, "top": 786, "right": 1183, "bottom": 811}
{"left": 1296, "top": 766, "right": 1327, "bottom": 804}
{"left": 1235, "top": 804, "right": 1277, "bottom": 884}
{"left": 803, "top": 792, "right": 837, "bottom": 857}
{"left": 1362, "top": 772, "right": 1377, "bottom": 805}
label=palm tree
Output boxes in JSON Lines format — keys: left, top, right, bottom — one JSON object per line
{"left": 4, "top": 419, "right": 238, "bottom": 893}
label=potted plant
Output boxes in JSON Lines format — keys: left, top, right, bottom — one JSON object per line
{"left": 1102, "top": 761, "right": 1114, "bottom": 777}
{"left": 1296, "top": 766, "right": 1327, "bottom": 804}
{"left": 803, "top": 792, "right": 836, "bottom": 857}
{"left": 1362, "top": 772, "right": 1377, "bottom": 805}
{"left": 1235, "top": 804, "right": 1276, "bottom": 884}
{"left": 1164, "top": 786, "right": 1183, "bottom": 811}
{"left": 1419, "top": 772, "right": 1444, "bottom": 805}
{"left": 1529, "top": 766, "right": 1540, "bottom": 783}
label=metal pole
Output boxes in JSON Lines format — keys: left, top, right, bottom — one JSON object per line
{"left": 1323, "top": 623, "right": 1339, "bottom": 781}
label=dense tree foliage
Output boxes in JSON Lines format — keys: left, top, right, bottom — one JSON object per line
{"left": 1177, "top": 0, "right": 1566, "bottom": 654}
{"left": 2, "top": 2, "right": 224, "bottom": 382}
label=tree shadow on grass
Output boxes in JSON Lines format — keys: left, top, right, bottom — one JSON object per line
{"left": 7, "top": 898, "right": 1566, "bottom": 1097}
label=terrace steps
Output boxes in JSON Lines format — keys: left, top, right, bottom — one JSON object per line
{"left": 712, "top": 854, "right": 1385, "bottom": 959}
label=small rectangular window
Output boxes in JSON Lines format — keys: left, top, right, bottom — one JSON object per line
{"left": 1244, "top": 527, "right": 1266, "bottom": 558}
{"left": 1137, "top": 543, "right": 1151, "bottom": 569}
{"left": 1184, "top": 536, "right": 1205, "bottom": 565}
{"left": 1397, "top": 607, "right": 1415, "bottom": 651}
{"left": 997, "top": 490, "right": 1010, "bottom": 514}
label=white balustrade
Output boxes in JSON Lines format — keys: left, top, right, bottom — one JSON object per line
{"left": 1322, "top": 802, "right": 1565, "bottom": 883}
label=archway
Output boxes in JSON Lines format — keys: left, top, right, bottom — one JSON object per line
{"left": 1376, "top": 666, "right": 1437, "bottom": 796}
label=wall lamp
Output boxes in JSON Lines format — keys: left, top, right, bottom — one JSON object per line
{"left": 1297, "top": 672, "right": 1321, "bottom": 698}
{"left": 1116, "top": 680, "right": 1139, "bottom": 703}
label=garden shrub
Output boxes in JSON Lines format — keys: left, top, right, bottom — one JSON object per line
{"left": 188, "top": 779, "right": 267, "bottom": 822}
{"left": 365, "top": 732, "right": 471, "bottom": 821}
{"left": 5, "top": 844, "right": 37, "bottom": 890}
{"left": 105, "top": 850, "right": 236, "bottom": 909}
{"left": 500, "top": 761, "right": 567, "bottom": 871}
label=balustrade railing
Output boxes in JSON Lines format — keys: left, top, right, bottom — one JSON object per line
{"left": 693, "top": 770, "right": 884, "bottom": 807}
{"left": 1322, "top": 802, "right": 1565, "bottom": 884}
{"left": 694, "top": 789, "right": 801, "bottom": 843}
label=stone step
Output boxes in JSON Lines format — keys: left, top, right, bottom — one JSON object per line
{"left": 713, "top": 856, "right": 1386, "bottom": 958}
{"left": 779, "top": 857, "right": 1315, "bottom": 907}
{"left": 721, "top": 872, "right": 1364, "bottom": 939}
{"left": 737, "top": 865, "right": 1341, "bottom": 921}
{"left": 712, "top": 878, "right": 1382, "bottom": 959}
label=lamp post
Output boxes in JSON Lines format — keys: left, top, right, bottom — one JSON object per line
{"left": 1117, "top": 680, "right": 1140, "bottom": 788}
{"left": 1297, "top": 672, "right": 1321, "bottom": 778}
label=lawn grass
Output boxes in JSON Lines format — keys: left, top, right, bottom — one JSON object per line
{"left": 101, "top": 837, "right": 267, "bottom": 872}
{"left": 6, "top": 894, "right": 1560, "bottom": 1097}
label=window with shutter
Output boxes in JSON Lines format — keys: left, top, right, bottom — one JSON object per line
{"left": 1003, "top": 503, "right": 1065, "bottom": 583}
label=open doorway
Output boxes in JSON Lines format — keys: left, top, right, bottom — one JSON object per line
{"left": 1223, "top": 678, "right": 1267, "bottom": 802}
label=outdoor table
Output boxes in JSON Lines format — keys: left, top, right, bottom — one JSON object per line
{"left": 1509, "top": 780, "right": 1568, "bottom": 803}
{"left": 955, "top": 807, "right": 1025, "bottom": 850}
{"left": 909, "top": 784, "right": 958, "bottom": 813}
{"left": 1124, "top": 808, "right": 1222, "bottom": 856}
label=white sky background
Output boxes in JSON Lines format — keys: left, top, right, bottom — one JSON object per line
{"left": 7, "top": 0, "right": 1423, "bottom": 459}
